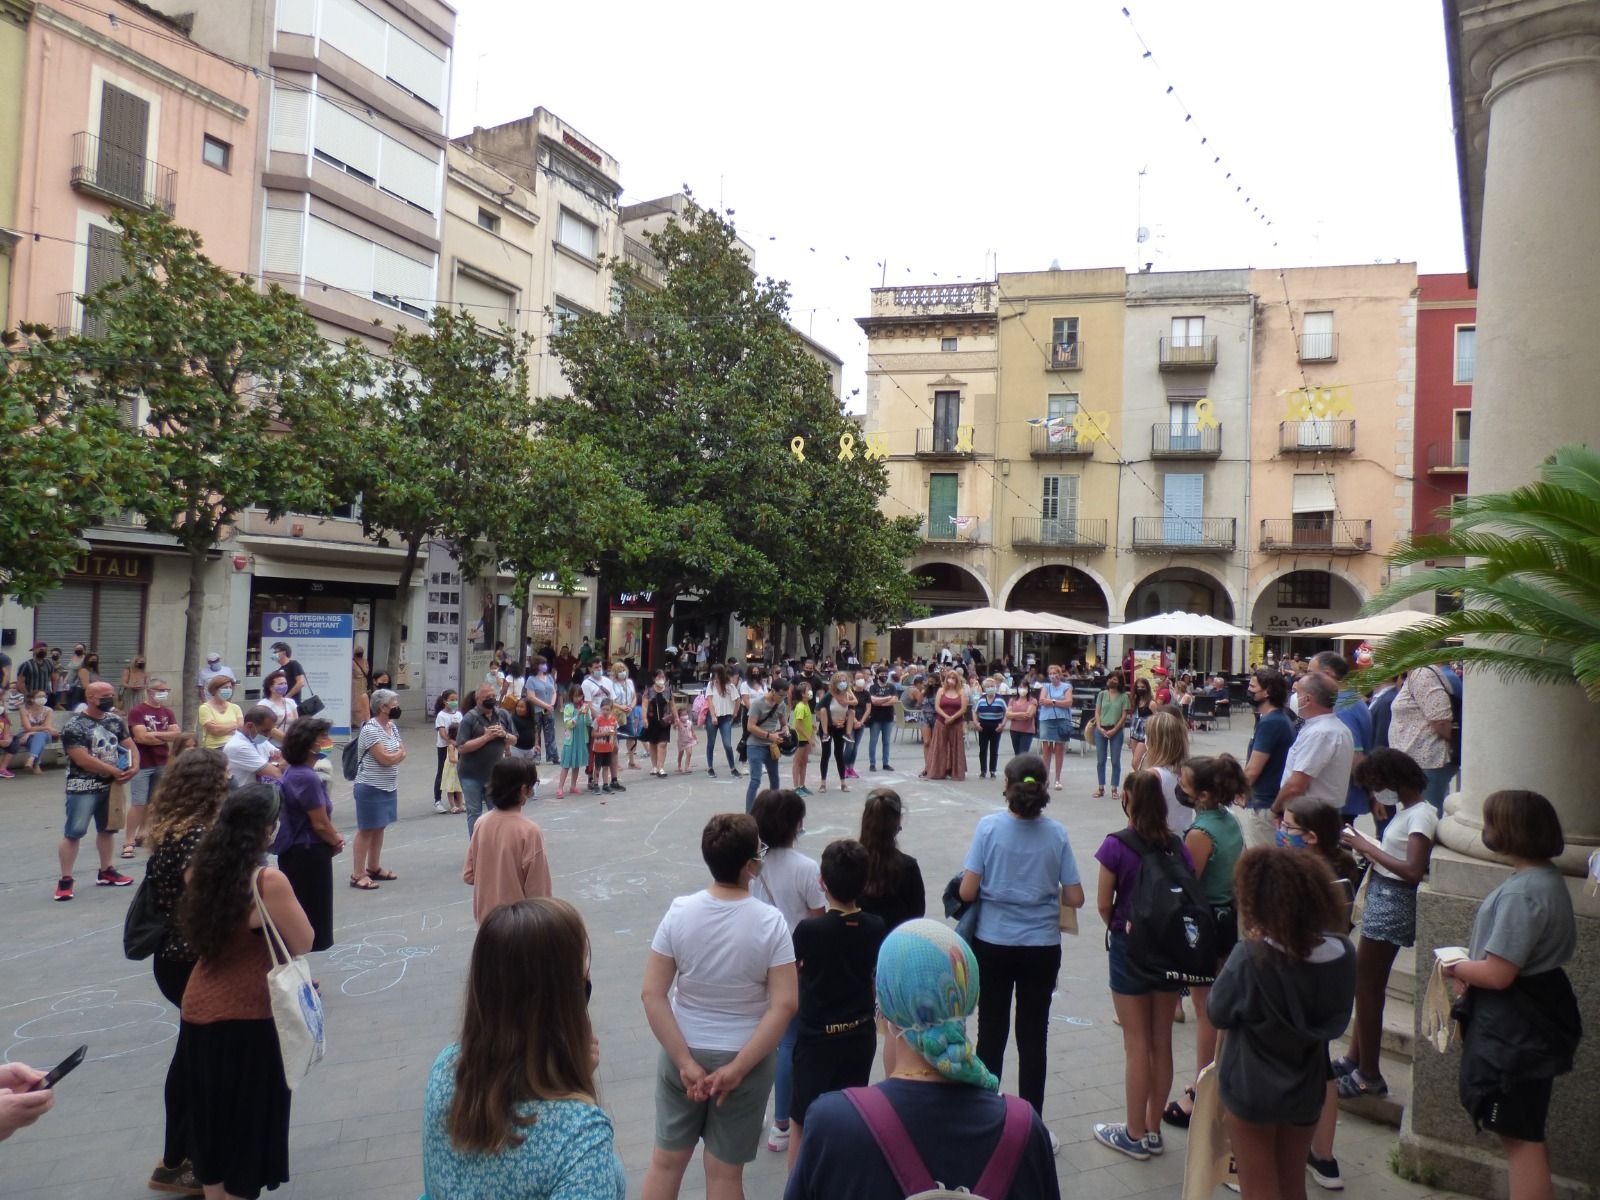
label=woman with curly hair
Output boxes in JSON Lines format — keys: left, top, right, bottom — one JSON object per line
{"left": 179, "top": 784, "right": 313, "bottom": 1200}
{"left": 141, "top": 748, "right": 229, "bottom": 1196}
{"left": 1208, "top": 847, "right": 1356, "bottom": 1200}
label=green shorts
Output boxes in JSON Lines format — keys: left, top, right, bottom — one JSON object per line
{"left": 654, "top": 1046, "right": 777, "bottom": 1164}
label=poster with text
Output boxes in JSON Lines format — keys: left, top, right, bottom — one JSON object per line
{"left": 261, "top": 612, "right": 354, "bottom": 736}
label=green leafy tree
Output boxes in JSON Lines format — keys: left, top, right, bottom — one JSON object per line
{"left": 545, "top": 198, "right": 922, "bottom": 667}
{"left": 332, "top": 307, "right": 537, "bottom": 639}
{"left": 1360, "top": 444, "right": 1600, "bottom": 700}
{"left": 75, "top": 211, "right": 345, "bottom": 721}
{"left": 0, "top": 326, "right": 135, "bottom": 604}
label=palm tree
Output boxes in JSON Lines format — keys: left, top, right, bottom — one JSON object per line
{"left": 1359, "top": 444, "right": 1600, "bottom": 702}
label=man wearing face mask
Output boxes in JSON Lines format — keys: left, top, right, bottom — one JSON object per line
{"left": 17, "top": 642, "right": 54, "bottom": 710}
{"left": 223, "top": 707, "right": 284, "bottom": 790}
{"left": 527, "top": 661, "right": 560, "bottom": 765}
{"left": 195, "top": 651, "right": 233, "bottom": 711}
{"left": 122, "top": 681, "right": 182, "bottom": 857}
{"left": 456, "top": 685, "right": 517, "bottom": 835}
{"left": 866, "top": 669, "right": 898, "bottom": 773}
{"left": 54, "top": 681, "right": 138, "bottom": 900}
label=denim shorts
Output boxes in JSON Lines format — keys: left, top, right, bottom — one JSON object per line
{"left": 1107, "top": 928, "right": 1150, "bottom": 996}
{"left": 63, "top": 788, "right": 111, "bottom": 839}
{"left": 1038, "top": 717, "right": 1071, "bottom": 744}
{"left": 352, "top": 782, "right": 398, "bottom": 831}
{"left": 1360, "top": 873, "right": 1418, "bottom": 947}
{"left": 130, "top": 766, "right": 164, "bottom": 808}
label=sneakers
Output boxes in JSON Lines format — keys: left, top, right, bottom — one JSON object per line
{"left": 795, "top": 786, "right": 812, "bottom": 797}
{"left": 707, "top": 768, "right": 717, "bottom": 778}
{"left": 843, "top": 767, "right": 859, "bottom": 779}
{"left": 1143, "top": 1131, "right": 1164, "bottom": 1156}
{"left": 96, "top": 866, "right": 133, "bottom": 887}
{"left": 600, "top": 784, "right": 614, "bottom": 795}
{"left": 1307, "top": 1151, "right": 1344, "bottom": 1190}
{"left": 433, "top": 798, "right": 447, "bottom": 813}
{"left": 766, "top": 1122, "right": 790, "bottom": 1152}
{"left": 1047, "top": 1128, "right": 1061, "bottom": 1156}
{"left": 148, "top": 1159, "right": 204, "bottom": 1195}
{"left": 0, "top": 766, "right": 13, "bottom": 779}
{"left": 729, "top": 768, "right": 742, "bottom": 777}
{"left": 609, "top": 781, "right": 626, "bottom": 793}
{"left": 53, "top": 875, "right": 74, "bottom": 901}
{"left": 1092, "top": 1122, "right": 1151, "bottom": 1161}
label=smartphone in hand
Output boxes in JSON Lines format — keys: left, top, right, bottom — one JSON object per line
{"left": 29, "top": 1045, "right": 87, "bottom": 1092}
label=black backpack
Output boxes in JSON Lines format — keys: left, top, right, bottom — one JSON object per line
{"left": 1113, "top": 828, "right": 1219, "bottom": 988}
{"left": 1428, "top": 668, "right": 1464, "bottom": 767}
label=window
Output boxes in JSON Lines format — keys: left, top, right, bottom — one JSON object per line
{"left": 1041, "top": 474, "right": 1079, "bottom": 526}
{"left": 552, "top": 298, "right": 590, "bottom": 333}
{"left": 1046, "top": 393, "right": 1078, "bottom": 421}
{"left": 82, "top": 226, "right": 126, "bottom": 339}
{"left": 1291, "top": 473, "right": 1337, "bottom": 541}
{"left": 1454, "top": 326, "right": 1476, "bottom": 383}
{"left": 1301, "top": 310, "right": 1335, "bottom": 359}
{"left": 1168, "top": 395, "right": 1201, "bottom": 449}
{"left": 1171, "top": 316, "right": 1205, "bottom": 347}
{"left": 928, "top": 473, "right": 958, "bottom": 539}
{"left": 932, "top": 390, "right": 961, "bottom": 452}
{"left": 202, "top": 134, "right": 231, "bottom": 172}
{"left": 1162, "top": 473, "right": 1204, "bottom": 543}
{"left": 1449, "top": 492, "right": 1469, "bottom": 528}
{"left": 96, "top": 82, "right": 150, "bottom": 206}
{"left": 476, "top": 207, "right": 500, "bottom": 233}
{"left": 940, "top": 337, "right": 957, "bottom": 352}
{"left": 454, "top": 270, "right": 515, "bottom": 325}
{"left": 1275, "top": 570, "right": 1331, "bottom": 609}
{"left": 1051, "top": 317, "right": 1078, "bottom": 346}
{"left": 557, "top": 209, "right": 598, "bottom": 260}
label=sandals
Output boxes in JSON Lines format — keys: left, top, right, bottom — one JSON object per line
{"left": 1162, "top": 1087, "right": 1197, "bottom": 1129}
{"left": 349, "top": 875, "right": 379, "bottom": 890}
{"left": 1335, "top": 1068, "right": 1388, "bottom": 1099}
{"left": 1093, "top": 787, "right": 1105, "bottom": 798}
{"left": 1331, "top": 1054, "right": 1357, "bottom": 1077}
{"left": 119, "top": 846, "right": 136, "bottom": 859}
{"left": 367, "top": 867, "right": 397, "bottom": 881}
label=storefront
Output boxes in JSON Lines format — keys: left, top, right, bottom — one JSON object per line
{"left": 32, "top": 548, "right": 152, "bottom": 673}
{"left": 608, "top": 591, "right": 658, "bottom": 667}
{"left": 527, "top": 573, "right": 592, "bottom": 655}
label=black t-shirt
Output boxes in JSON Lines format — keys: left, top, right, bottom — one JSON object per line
{"left": 512, "top": 711, "right": 539, "bottom": 750}
{"left": 282, "top": 658, "right": 308, "bottom": 695}
{"left": 793, "top": 909, "right": 886, "bottom": 1038}
{"left": 859, "top": 851, "right": 926, "bottom": 933}
{"left": 785, "top": 1080, "right": 1061, "bottom": 1200}
{"left": 867, "top": 682, "right": 898, "bottom": 725}
{"left": 851, "top": 688, "right": 871, "bottom": 723}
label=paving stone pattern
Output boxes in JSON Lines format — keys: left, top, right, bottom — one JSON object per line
{"left": 0, "top": 723, "right": 1467, "bottom": 1199}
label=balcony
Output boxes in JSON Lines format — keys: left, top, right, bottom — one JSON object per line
{"left": 1278, "top": 420, "right": 1356, "bottom": 455}
{"left": 1151, "top": 424, "right": 1222, "bottom": 458}
{"left": 921, "top": 515, "right": 986, "bottom": 545}
{"left": 1259, "top": 518, "right": 1372, "bottom": 554}
{"left": 55, "top": 291, "right": 83, "bottom": 338}
{"left": 622, "top": 235, "right": 665, "bottom": 287}
{"left": 1158, "top": 335, "right": 1218, "bottom": 371}
{"left": 1297, "top": 332, "right": 1340, "bottom": 363}
{"left": 915, "top": 425, "right": 974, "bottom": 458}
{"left": 70, "top": 132, "right": 176, "bottom": 215}
{"left": 1029, "top": 423, "right": 1092, "bottom": 457}
{"left": 1011, "top": 517, "right": 1108, "bottom": 551}
{"left": 1427, "top": 439, "right": 1470, "bottom": 472}
{"left": 1050, "top": 340, "right": 1082, "bottom": 370}
{"left": 1131, "top": 516, "right": 1236, "bottom": 553}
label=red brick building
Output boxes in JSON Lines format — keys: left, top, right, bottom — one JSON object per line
{"left": 1414, "top": 273, "right": 1477, "bottom": 538}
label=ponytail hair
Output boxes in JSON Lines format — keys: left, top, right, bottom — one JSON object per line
{"left": 1002, "top": 753, "right": 1050, "bottom": 818}
{"left": 1184, "top": 753, "right": 1248, "bottom": 811}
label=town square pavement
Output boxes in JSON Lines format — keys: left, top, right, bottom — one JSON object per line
{"left": 0, "top": 719, "right": 1467, "bottom": 1199}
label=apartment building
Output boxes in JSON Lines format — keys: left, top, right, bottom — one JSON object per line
{"left": 1, "top": 0, "right": 261, "bottom": 684}
{"left": 1413, "top": 272, "right": 1475, "bottom": 543}
{"left": 1246, "top": 263, "right": 1418, "bottom": 655}
{"left": 0, "top": 0, "right": 27, "bottom": 329}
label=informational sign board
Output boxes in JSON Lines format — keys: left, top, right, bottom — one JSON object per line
{"left": 261, "top": 612, "right": 354, "bottom": 736}
{"left": 423, "top": 543, "right": 462, "bottom": 714}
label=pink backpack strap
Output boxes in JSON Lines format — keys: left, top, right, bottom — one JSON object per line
{"left": 971, "top": 1094, "right": 1035, "bottom": 1200}
{"left": 843, "top": 1087, "right": 937, "bottom": 1197}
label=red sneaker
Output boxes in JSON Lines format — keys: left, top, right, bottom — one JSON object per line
{"left": 53, "top": 876, "right": 74, "bottom": 901}
{"left": 96, "top": 866, "right": 134, "bottom": 887}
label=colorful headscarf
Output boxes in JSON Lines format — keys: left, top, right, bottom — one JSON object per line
{"left": 875, "top": 919, "right": 998, "bottom": 1090}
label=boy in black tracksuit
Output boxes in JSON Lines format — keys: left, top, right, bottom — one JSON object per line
{"left": 786, "top": 839, "right": 888, "bottom": 1166}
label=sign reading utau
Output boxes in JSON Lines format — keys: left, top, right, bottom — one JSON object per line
{"left": 262, "top": 612, "right": 355, "bottom": 736}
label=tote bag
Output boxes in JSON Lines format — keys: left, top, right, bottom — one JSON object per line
{"left": 251, "top": 868, "right": 326, "bottom": 1089}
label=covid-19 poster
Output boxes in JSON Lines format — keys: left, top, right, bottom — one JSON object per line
{"left": 260, "top": 612, "right": 354, "bottom": 736}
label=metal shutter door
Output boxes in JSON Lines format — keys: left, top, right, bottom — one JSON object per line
{"left": 82, "top": 226, "right": 125, "bottom": 338}
{"left": 383, "top": 28, "right": 445, "bottom": 108}
{"left": 379, "top": 137, "right": 440, "bottom": 212}
{"left": 304, "top": 217, "right": 373, "bottom": 296}
{"left": 1163, "top": 473, "right": 1204, "bottom": 544}
{"left": 268, "top": 86, "right": 309, "bottom": 155}
{"left": 94, "top": 585, "right": 146, "bottom": 671}
{"left": 35, "top": 584, "right": 94, "bottom": 655}
{"left": 262, "top": 208, "right": 305, "bottom": 276}
{"left": 452, "top": 271, "right": 514, "bottom": 324}
{"left": 321, "top": 0, "right": 386, "bottom": 75}
{"left": 314, "top": 100, "right": 381, "bottom": 180}
{"left": 97, "top": 83, "right": 148, "bottom": 205}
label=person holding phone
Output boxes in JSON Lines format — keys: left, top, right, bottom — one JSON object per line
{"left": 0, "top": 1061, "right": 54, "bottom": 1141}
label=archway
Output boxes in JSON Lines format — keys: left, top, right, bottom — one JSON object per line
{"left": 1250, "top": 568, "right": 1365, "bottom": 660}
{"left": 1003, "top": 565, "right": 1111, "bottom": 670}
{"left": 892, "top": 561, "right": 990, "bottom": 662}
{"left": 1123, "top": 567, "right": 1241, "bottom": 673}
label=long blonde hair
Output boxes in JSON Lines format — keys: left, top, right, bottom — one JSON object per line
{"left": 1143, "top": 711, "right": 1189, "bottom": 771}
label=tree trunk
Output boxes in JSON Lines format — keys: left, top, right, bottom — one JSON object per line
{"left": 181, "top": 543, "right": 207, "bottom": 728}
{"left": 382, "top": 534, "right": 423, "bottom": 680}
{"left": 650, "top": 588, "right": 675, "bottom": 673}
{"left": 516, "top": 576, "right": 531, "bottom": 669}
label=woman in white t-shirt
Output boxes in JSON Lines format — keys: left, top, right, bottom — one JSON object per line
{"left": 642, "top": 812, "right": 797, "bottom": 1199}
{"left": 433, "top": 691, "right": 462, "bottom": 814}
{"left": 1335, "top": 749, "right": 1438, "bottom": 1102}
{"left": 749, "top": 790, "right": 825, "bottom": 1153}
{"left": 260, "top": 668, "right": 299, "bottom": 746}
{"left": 1142, "top": 712, "right": 1194, "bottom": 835}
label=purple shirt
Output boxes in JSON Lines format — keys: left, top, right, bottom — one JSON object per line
{"left": 276, "top": 764, "right": 332, "bottom": 852}
{"left": 1094, "top": 830, "right": 1195, "bottom": 928}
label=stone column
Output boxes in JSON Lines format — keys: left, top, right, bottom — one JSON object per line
{"left": 1405, "top": 6, "right": 1600, "bottom": 1197}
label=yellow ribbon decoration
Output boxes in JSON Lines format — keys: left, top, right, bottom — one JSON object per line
{"left": 1326, "top": 385, "right": 1353, "bottom": 417}
{"left": 864, "top": 432, "right": 889, "bottom": 461}
{"left": 838, "top": 432, "right": 856, "bottom": 461}
{"left": 954, "top": 424, "right": 975, "bottom": 452}
{"left": 790, "top": 436, "right": 806, "bottom": 462}
{"left": 1286, "top": 391, "right": 1312, "bottom": 422}
{"left": 1194, "top": 398, "right": 1218, "bottom": 431}
{"left": 1072, "top": 409, "right": 1110, "bottom": 445}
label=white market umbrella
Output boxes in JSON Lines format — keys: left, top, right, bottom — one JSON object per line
{"left": 902, "top": 606, "right": 1103, "bottom": 634}
{"left": 1283, "top": 609, "right": 1437, "bottom": 640}
{"left": 1110, "top": 611, "right": 1255, "bottom": 640}
{"left": 1016, "top": 610, "right": 1108, "bottom": 636}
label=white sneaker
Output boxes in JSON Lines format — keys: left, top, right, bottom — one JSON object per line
{"left": 1048, "top": 1128, "right": 1061, "bottom": 1156}
{"left": 433, "top": 799, "right": 447, "bottom": 813}
{"left": 766, "top": 1123, "right": 790, "bottom": 1152}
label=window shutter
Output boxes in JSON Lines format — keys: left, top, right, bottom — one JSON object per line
{"left": 1292, "top": 473, "right": 1337, "bottom": 514}
{"left": 453, "top": 271, "right": 515, "bottom": 325}
{"left": 304, "top": 216, "right": 374, "bottom": 296}
{"left": 372, "top": 243, "right": 434, "bottom": 306}
{"left": 274, "top": 0, "right": 314, "bottom": 34}
{"left": 269, "top": 86, "right": 309, "bottom": 155}
{"left": 321, "top": 0, "right": 386, "bottom": 75}
{"left": 262, "top": 208, "right": 304, "bottom": 276}
{"left": 928, "top": 474, "right": 958, "bottom": 538}
{"left": 384, "top": 27, "right": 446, "bottom": 108}
{"left": 1162, "top": 473, "right": 1204, "bottom": 543}
{"left": 95, "top": 584, "right": 146, "bottom": 670}
{"left": 97, "top": 83, "right": 148, "bottom": 204}
{"left": 82, "top": 226, "right": 126, "bottom": 339}
{"left": 1061, "top": 475, "right": 1080, "bottom": 525}
{"left": 379, "top": 137, "right": 440, "bottom": 212}
{"left": 34, "top": 584, "right": 95, "bottom": 652}
{"left": 314, "top": 100, "right": 381, "bottom": 179}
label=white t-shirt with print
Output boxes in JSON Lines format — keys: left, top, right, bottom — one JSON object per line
{"left": 650, "top": 890, "right": 794, "bottom": 1052}
{"left": 1373, "top": 801, "right": 1439, "bottom": 881}
{"left": 750, "top": 847, "right": 824, "bottom": 932}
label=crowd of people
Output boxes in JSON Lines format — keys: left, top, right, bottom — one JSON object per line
{"left": 1, "top": 635, "right": 1581, "bottom": 1200}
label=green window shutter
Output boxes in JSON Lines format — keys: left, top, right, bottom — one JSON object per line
{"left": 928, "top": 473, "right": 958, "bottom": 539}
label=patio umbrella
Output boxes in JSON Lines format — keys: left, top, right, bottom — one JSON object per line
{"left": 1109, "top": 611, "right": 1255, "bottom": 640}
{"left": 901, "top": 606, "right": 1104, "bottom": 634}
{"left": 1283, "top": 610, "right": 1438, "bottom": 640}
{"left": 1016, "top": 610, "right": 1108, "bottom": 636}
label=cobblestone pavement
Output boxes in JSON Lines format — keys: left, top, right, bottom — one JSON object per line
{"left": 0, "top": 721, "right": 1467, "bottom": 1199}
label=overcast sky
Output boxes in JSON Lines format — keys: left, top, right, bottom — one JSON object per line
{"left": 449, "top": 0, "right": 1465, "bottom": 403}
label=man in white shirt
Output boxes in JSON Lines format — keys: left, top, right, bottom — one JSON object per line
{"left": 222, "top": 707, "right": 284, "bottom": 789}
{"left": 195, "top": 652, "right": 233, "bottom": 705}
{"left": 1272, "top": 673, "right": 1354, "bottom": 818}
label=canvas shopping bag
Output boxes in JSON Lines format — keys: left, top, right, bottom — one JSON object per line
{"left": 251, "top": 868, "right": 326, "bottom": 1089}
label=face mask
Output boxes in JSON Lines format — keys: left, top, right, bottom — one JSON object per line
{"left": 250, "top": 732, "right": 268, "bottom": 745}
{"left": 538, "top": 664, "right": 548, "bottom": 673}
{"left": 446, "top": 700, "right": 458, "bottom": 711}
{"left": 985, "top": 688, "right": 997, "bottom": 697}
{"left": 1276, "top": 828, "right": 1308, "bottom": 849}
{"left": 218, "top": 688, "right": 234, "bottom": 701}
{"left": 654, "top": 683, "right": 665, "bottom": 693}
{"left": 33, "top": 650, "right": 45, "bottom": 659}
{"left": 388, "top": 707, "right": 402, "bottom": 720}
{"left": 32, "top": 695, "right": 47, "bottom": 706}
{"left": 135, "top": 661, "right": 145, "bottom": 669}
{"left": 152, "top": 691, "right": 170, "bottom": 704}
{"left": 835, "top": 681, "right": 848, "bottom": 691}
{"left": 93, "top": 697, "right": 113, "bottom": 713}
{"left": 482, "top": 696, "right": 497, "bottom": 710}
{"left": 273, "top": 682, "right": 289, "bottom": 696}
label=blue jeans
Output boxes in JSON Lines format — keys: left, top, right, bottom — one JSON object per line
{"left": 1009, "top": 730, "right": 1034, "bottom": 756}
{"left": 1094, "top": 727, "right": 1125, "bottom": 788}
{"left": 868, "top": 721, "right": 892, "bottom": 769}
{"left": 706, "top": 714, "right": 735, "bottom": 771}
{"left": 1423, "top": 764, "right": 1454, "bottom": 815}
{"left": 461, "top": 775, "right": 488, "bottom": 837}
{"left": 6, "top": 731, "right": 48, "bottom": 761}
{"left": 533, "top": 709, "right": 559, "bottom": 762}
{"left": 773, "top": 1015, "right": 800, "bottom": 1124}
{"left": 746, "top": 740, "right": 779, "bottom": 811}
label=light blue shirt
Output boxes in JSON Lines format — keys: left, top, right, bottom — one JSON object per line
{"left": 962, "top": 811, "right": 1081, "bottom": 946}
{"left": 528, "top": 674, "right": 557, "bottom": 707}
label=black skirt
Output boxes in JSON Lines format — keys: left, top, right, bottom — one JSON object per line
{"left": 184, "top": 1018, "right": 291, "bottom": 1198}
{"left": 278, "top": 842, "right": 336, "bottom": 952}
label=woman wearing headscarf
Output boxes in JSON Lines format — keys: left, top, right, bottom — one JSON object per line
{"left": 784, "top": 920, "right": 1061, "bottom": 1199}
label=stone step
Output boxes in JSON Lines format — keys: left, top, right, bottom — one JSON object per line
{"left": 1339, "top": 993, "right": 1416, "bottom": 1060}
{"left": 1386, "top": 943, "right": 1418, "bottom": 1005}
{"left": 1333, "top": 1046, "right": 1411, "bottom": 1129}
